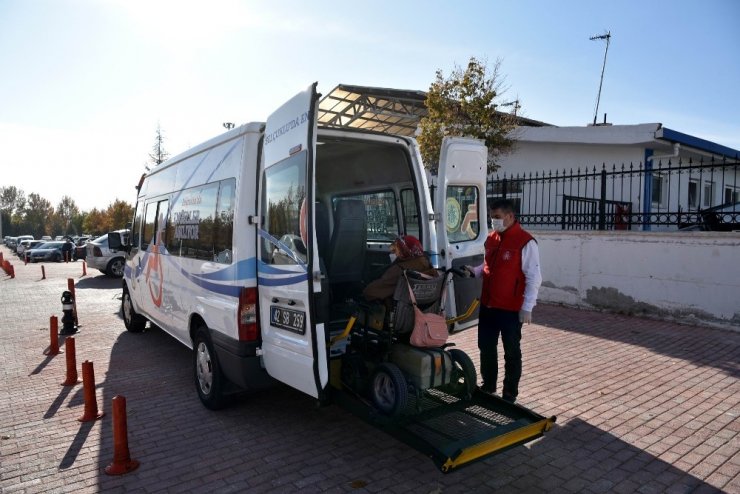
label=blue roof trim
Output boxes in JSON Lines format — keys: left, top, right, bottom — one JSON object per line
{"left": 658, "top": 128, "right": 740, "bottom": 159}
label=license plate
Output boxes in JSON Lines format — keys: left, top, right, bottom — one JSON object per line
{"left": 270, "top": 306, "right": 306, "bottom": 335}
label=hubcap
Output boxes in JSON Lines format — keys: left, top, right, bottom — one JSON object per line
{"left": 196, "top": 342, "right": 213, "bottom": 395}
{"left": 123, "top": 294, "right": 132, "bottom": 324}
{"left": 111, "top": 260, "right": 124, "bottom": 277}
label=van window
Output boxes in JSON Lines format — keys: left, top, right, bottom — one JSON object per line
{"left": 214, "top": 178, "right": 236, "bottom": 264}
{"left": 168, "top": 183, "right": 219, "bottom": 260}
{"left": 400, "top": 188, "right": 420, "bottom": 238}
{"left": 143, "top": 198, "right": 169, "bottom": 251}
{"left": 261, "top": 152, "right": 307, "bottom": 265}
{"left": 131, "top": 202, "right": 143, "bottom": 252}
{"left": 333, "top": 190, "right": 398, "bottom": 242}
{"left": 446, "top": 185, "right": 480, "bottom": 243}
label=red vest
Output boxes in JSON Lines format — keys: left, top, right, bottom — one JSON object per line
{"left": 481, "top": 222, "right": 534, "bottom": 311}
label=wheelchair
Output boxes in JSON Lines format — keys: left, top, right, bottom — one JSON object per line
{"left": 333, "top": 268, "right": 479, "bottom": 417}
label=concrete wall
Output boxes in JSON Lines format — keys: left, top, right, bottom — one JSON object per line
{"left": 536, "top": 231, "right": 740, "bottom": 330}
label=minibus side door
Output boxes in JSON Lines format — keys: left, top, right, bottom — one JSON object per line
{"left": 434, "top": 137, "right": 488, "bottom": 330}
{"left": 256, "top": 83, "right": 328, "bottom": 398}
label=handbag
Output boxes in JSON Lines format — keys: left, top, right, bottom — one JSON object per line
{"left": 404, "top": 272, "right": 449, "bottom": 348}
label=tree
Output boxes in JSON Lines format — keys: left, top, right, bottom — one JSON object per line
{"left": 53, "top": 196, "right": 81, "bottom": 235}
{"left": 417, "top": 57, "right": 518, "bottom": 174}
{"left": 23, "top": 193, "right": 54, "bottom": 238}
{"left": 148, "top": 123, "right": 170, "bottom": 169}
{"left": 0, "top": 186, "right": 26, "bottom": 236}
{"left": 82, "top": 208, "right": 108, "bottom": 235}
{"left": 106, "top": 199, "right": 134, "bottom": 230}
{"left": 1, "top": 186, "right": 26, "bottom": 214}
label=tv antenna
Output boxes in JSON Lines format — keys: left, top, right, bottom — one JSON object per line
{"left": 590, "top": 30, "right": 611, "bottom": 125}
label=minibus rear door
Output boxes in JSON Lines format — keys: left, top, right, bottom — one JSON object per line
{"left": 257, "top": 83, "right": 328, "bottom": 398}
{"left": 433, "top": 137, "right": 488, "bottom": 330}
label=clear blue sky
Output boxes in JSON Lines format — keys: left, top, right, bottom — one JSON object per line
{"left": 1, "top": 0, "right": 738, "bottom": 211}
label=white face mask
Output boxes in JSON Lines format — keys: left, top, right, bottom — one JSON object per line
{"left": 389, "top": 253, "right": 397, "bottom": 263}
{"left": 491, "top": 218, "right": 506, "bottom": 232}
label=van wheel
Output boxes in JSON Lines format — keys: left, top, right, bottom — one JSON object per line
{"left": 121, "top": 288, "right": 146, "bottom": 332}
{"left": 107, "top": 258, "right": 125, "bottom": 277}
{"left": 193, "top": 326, "right": 226, "bottom": 410}
{"left": 445, "top": 349, "right": 477, "bottom": 400}
{"left": 370, "top": 363, "right": 408, "bottom": 417}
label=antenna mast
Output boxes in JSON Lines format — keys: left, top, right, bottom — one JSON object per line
{"left": 590, "top": 30, "right": 611, "bottom": 125}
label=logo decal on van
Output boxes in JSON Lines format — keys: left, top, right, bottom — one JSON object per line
{"left": 145, "top": 244, "right": 164, "bottom": 307}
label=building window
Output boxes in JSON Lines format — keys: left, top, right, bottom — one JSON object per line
{"left": 724, "top": 186, "right": 739, "bottom": 205}
{"left": 651, "top": 174, "right": 666, "bottom": 207}
{"left": 688, "top": 180, "right": 698, "bottom": 209}
{"left": 703, "top": 182, "right": 714, "bottom": 208}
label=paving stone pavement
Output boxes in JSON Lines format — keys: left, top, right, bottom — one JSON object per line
{"left": 0, "top": 245, "right": 738, "bottom": 493}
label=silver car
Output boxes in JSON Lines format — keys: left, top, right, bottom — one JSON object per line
{"left": 86, "top": 230, "right": 130, "bottom": 277}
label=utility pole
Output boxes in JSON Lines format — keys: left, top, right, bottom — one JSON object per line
{"left": 590, "top": 30, "right": 611, "bottom": 125}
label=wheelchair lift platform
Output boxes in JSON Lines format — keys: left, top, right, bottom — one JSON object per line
{"left": 333, "top": 384, "right": 557, "bottom": 473}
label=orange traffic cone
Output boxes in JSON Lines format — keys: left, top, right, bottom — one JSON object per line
{"left": 104, "top": 396, "right": 139, "bottom": 475}
{"left": 78, "top": 361, "right": 104, "bottom": 422}
{"left": 61, "top": 337, "right": 80, "bottom": 386}
{"left": 43, "top": 316, "right": 62, "bottom": 356}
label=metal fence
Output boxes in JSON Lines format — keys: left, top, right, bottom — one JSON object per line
{"left": 486, "top": 157, "right": 740, "bottom": 231}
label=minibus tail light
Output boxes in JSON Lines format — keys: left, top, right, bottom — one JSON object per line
{"left": 238, "top": 287, "right": 259, "bottom": 341}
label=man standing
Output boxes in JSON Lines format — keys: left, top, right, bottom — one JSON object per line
{"left": 466, "top": 199, "right": 542, "bottom": 403}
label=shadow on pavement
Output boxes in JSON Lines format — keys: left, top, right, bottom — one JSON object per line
{"left": 76, "top": 322, "right": 721, "bottom": 492}
{"left": 537, "top": 304, "right": 740, "bottom": 379}
{"left": 75, "top": 276, "right": 121, "bottom": 290}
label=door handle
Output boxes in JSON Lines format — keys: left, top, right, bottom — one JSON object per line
{"left": 287, "top": 300, "right": 296, "bottom": 306}
{"left": 272, "top": 297, "right": 279, "bottom": 303}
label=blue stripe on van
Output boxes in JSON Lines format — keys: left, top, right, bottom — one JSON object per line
{"left": 192, "top": 258, "right": 257, "bottom": 281}
{"left": 257, "top": 273, "right": 309, "bottom": 286}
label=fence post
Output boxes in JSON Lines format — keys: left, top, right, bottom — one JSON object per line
{"left": 598, "top": 166, "right": 607, "bottom": 230}
{"left": 501, "top": 178, "right": 508, "bottom": 199}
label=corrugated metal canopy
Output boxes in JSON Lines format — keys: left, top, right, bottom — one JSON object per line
{"left": 318, "top": 84, "right": 427, "bottom": 136}
{"left": 317, "top": 84, "right": 551, "bottom": 137}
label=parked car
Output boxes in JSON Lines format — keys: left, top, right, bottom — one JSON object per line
{"left": 11, "top": 235, "right": 34, "bottom": 252}
{"left": 27, "top": 241, "right": 66, "bottom": 262}
{"left": 86, "top": 230, "right": 129, "bottom": 277}
{"left": 17, "top": 240, "right": 44, "bottom": 260}
{"left": 73, "top": 236, "right": 92, "bottom": 261}
{"left": 41, "top": 235, "right": 52, "bottom": 241}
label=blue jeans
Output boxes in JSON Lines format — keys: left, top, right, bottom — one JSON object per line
{"left": 478, "top": 305, "right": 523, "bottom": 400}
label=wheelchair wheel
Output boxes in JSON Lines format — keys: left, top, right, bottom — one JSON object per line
{"left": 446, "top": 349, "right": 477, "bottom": 400}
{"left": 370, "top": 362, "right": 408, "bottom": 417}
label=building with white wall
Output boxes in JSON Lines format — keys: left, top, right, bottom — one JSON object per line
{"left": 494, "top": 123, "right": 740, "bottom": 231}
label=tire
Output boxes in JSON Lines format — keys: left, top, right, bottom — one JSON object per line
{"left": 445, "top": 349, "right": 477, "bottom": 400}
{"left": 53, "top": 252, "right": 62, "bottom": 262}
{"left": 193, "top": 326, "right": 227, "bottom": 410}
{"left": 121, "top": 288, "right": 146, "bottom": 332}
{"left": 370, "top": 362, "right": 408, "bottom": 417}
{"left": 107, "top": 257, "right": 125, "bottom": 278}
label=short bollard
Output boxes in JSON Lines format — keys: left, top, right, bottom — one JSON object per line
{"left": 78, "top": 361, "right": 104, "bottom": 422}
{"left": 9, "top": 264, "right": 14, "bottom": 279}
{"left": 105, "top": 396, "right": 140, "bottom": 475}
{"left": 82, "top": 261, "right": 87, "bottom": 276}
{"left": 43, "top": 316, "right": 62, "bottom": 356}
{"left": 41, "top": 265, "right": 46, "bottom": 280}
{"left": 61, "top": 337, "right": 80, "bottom": 386}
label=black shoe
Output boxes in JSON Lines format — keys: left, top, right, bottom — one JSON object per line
{"left": 479, "top": 385, "right": 496, "bottom": 395}
{"left": 501, "top": 394, "right": 516, "bottom": 404}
